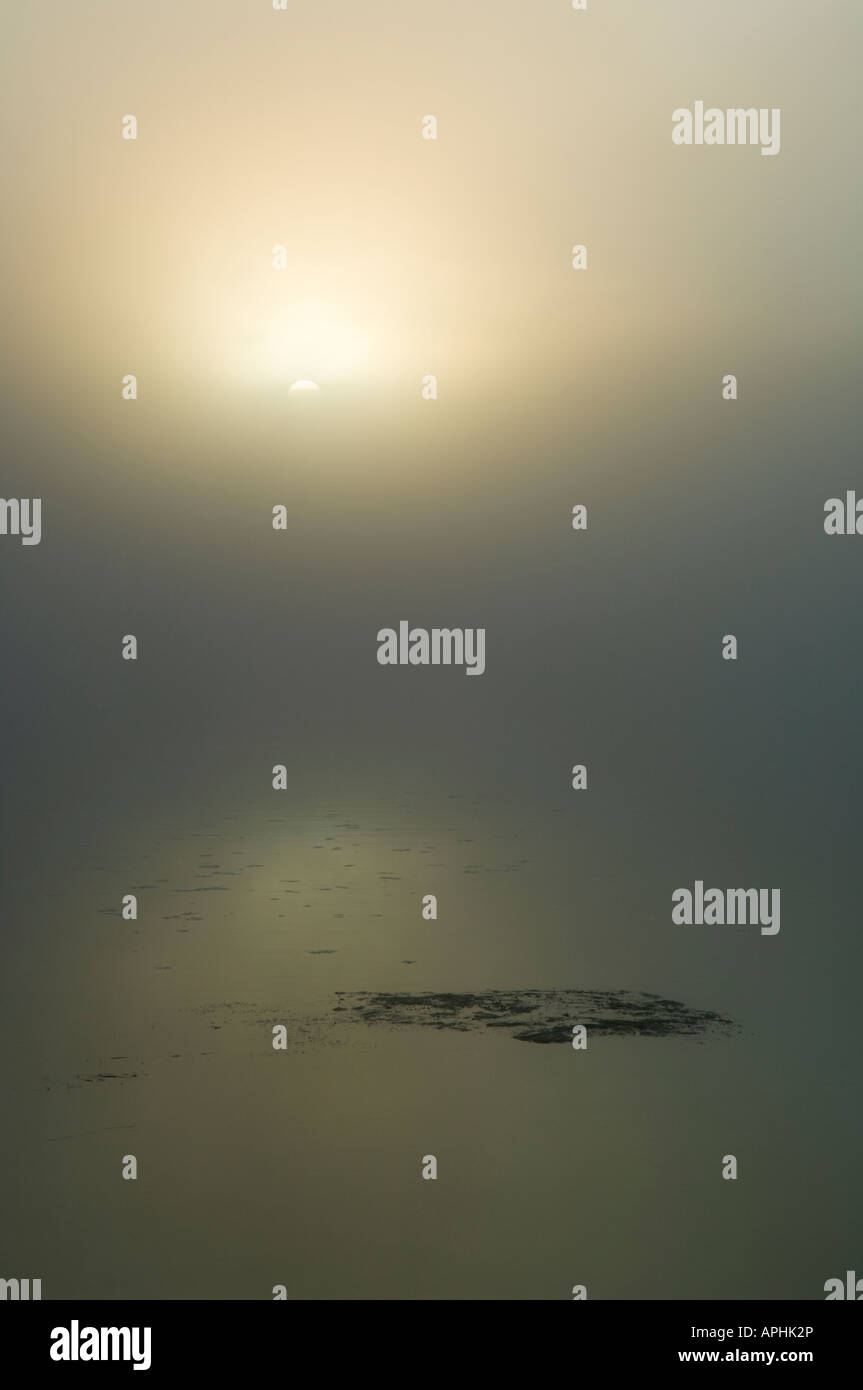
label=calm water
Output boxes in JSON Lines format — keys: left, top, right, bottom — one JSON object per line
{"left": 2, "top": 780, "right": 857, "bottom": 1299}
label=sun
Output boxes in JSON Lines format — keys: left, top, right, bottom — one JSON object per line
{"left": 224, "top": 294, "right": 381, "bottom": 390}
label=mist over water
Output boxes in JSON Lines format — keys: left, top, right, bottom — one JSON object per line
{"left": 2, "top": 0, "right": 862, "bottom": 1299}
{"left": 2, "top": 763, "right": 860, "bottom": 1296}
